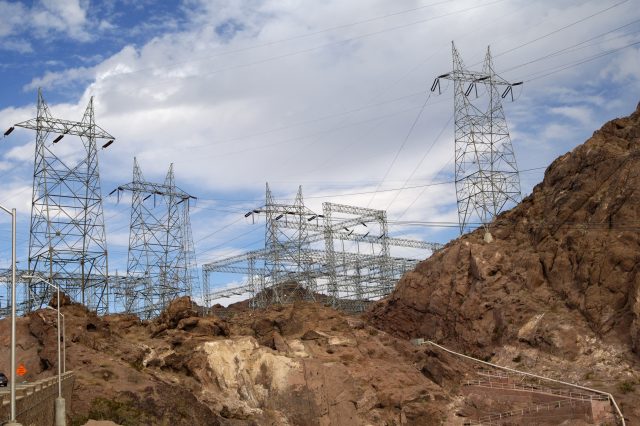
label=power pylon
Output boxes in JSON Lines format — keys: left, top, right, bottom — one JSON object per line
{"left": 432, "top": 42, "right": 522, "bottom": 236}
{"left": 13, "top": 89, "right": 115, "bottom": 313}
{"left": 113, "top": 158, "right": 198, "bottom": 318}
{"left": 202, "top": 186, "right": 442, "bottom": 312}
{"left": 261, "top": 184, "right": 316, "bottom": 305}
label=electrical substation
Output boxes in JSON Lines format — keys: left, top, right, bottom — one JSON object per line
{"left": 1, "top": 43, "right": 522, "bottom": 316}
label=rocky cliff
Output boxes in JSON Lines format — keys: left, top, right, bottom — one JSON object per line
{"left": 368, "top": 103, "right": 640, "bottom": 422}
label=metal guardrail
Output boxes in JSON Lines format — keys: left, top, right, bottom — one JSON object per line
{"left": 0, "top": 372, "right": 74, "bottom": 406}
{"left": 464, "top": 379, "right": 610, "bottom": 401}
{"left": 421, "top": 340, "right": 626, "bottom": 426}
{"left": 477, "top": 398, "right": 590, "bottom": 424}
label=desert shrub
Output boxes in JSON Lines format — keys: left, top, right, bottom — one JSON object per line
{"left": 617, "top": 380, "right": 635, "bottom": 394}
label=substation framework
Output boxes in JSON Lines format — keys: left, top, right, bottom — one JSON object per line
{"left": 10, "top": 90, "right": 115, "bottom": 314}
{"left": 432, "top": 42, "right": 522, "bottom": 235}
{"left": 110, "top": 158, "right": 199, "bottom": 319}
{"left": 202, "top": 185, "right": 441, "bottom": 312}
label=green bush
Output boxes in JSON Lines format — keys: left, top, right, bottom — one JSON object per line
{"left": 617, "top": 380, "right": 635, "bottom": 394}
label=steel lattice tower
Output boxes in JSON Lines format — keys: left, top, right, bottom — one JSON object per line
{"left": 202, "top": 186, "right": 442, "bottom": 313}
{"left": 261, "top": 184, "right": 316, "bottom": 305}
{"left": 114, "top": 158, "right": 198, "bottom": 318}
{"left": 14, "top": 89, "right": 115, "bottom": 313}
{"left": 432, "top": 42, "right": 522, "bottom": 235}
{"left": 323, "top": 202, "right": 390, "bottom": 308}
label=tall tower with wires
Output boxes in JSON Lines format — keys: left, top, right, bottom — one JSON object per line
{"left": 113, "top": 158, "right": 198, "bottom": 318}
{"left": 13, "top": 90, "right": 115, "bottom": 313}
{"left": 432, "top": 42, "right": 522, "bottom": 236}
{"left": 260, "top": 184, "right": 316, "bottom": 305}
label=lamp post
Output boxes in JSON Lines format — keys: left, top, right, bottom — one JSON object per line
{"left": 22, "top": 274, "right": 65, "bottom": 426}
{"left": 0, "top": 203, "right": 21, "bottom": 426}
{"left": 45, "top": 306, "right": 65, "bottom": 373}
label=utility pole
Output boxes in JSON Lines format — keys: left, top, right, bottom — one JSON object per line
{"left": 0, "top": 203, "right": 20, "bottom": 426}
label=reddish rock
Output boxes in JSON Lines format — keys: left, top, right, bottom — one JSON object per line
{"left": 368, "top": 103, "right": 640, "bottom": 423}
{"left": 369, "top": 103, "right": 640, "bottom": 358}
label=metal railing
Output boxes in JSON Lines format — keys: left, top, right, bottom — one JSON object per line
{"left": 464, "top": 379, "right": 609, "bottom": 401}
{"left": 0, "top": 372, "right": 74, "bottom": 404}
{"left": 421, "top": 340, "right": 626, "bottom": 426}
{"left": 477, "top": 398, "right": 590, "bottom": 424}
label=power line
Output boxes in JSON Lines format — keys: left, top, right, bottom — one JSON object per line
{"left": 523, "top": 40, "right": 640, "bottom": 82}
{"left": 389, "top": 218, "right": 640, "bottom": 231}
{"left": 493, "top": 0, "right": 630, "bottom": 60}
{"left": 194, "top": 216, "right": 246, "bottom": 244}
{"left": 98, "top": 0, "right": 458, "bottom": 80}
{"left": 367, "top": 92, "right": 432, "bottom": 207}
{"left": 194, "top": 167, "right": 547, "bottom": 204}
{"left": 192, "top": 90, "right": 428, "bottom": 150}
{"left": 197, "top": 228, "right": 263, "bottom": 259}
{"left": 385, "top": 112, "right": 453, "bottom": 211}
{"left": 274, "top": 0, "right": 534, "bottom": 178}
{"left": 116, "top": 0, "right": 508, "bottom": 91}
{"left": 172, "top": 97, "right": 450, "bottom": 160}
{"left": 501, "top": 18, "right": 640, "bottom": 74}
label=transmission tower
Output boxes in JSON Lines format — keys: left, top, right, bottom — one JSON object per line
{"left": 113, "top": 158, "right": 198, "bottom": 318}
{"left": 432, "top": 42, "right": 522, "bottom": 236}
{"left": 260, "top": 184, "right": 317, "bottom": 305}
{"left": 322, "top": 202, "right": 390, "bottom": 309}
{"left": 13, "top": 89, "right": 115, "bottom": 313}
{"left": 202, "top": 185, "right": 442, "bottom": 312}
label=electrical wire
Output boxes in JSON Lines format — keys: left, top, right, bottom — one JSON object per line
{"left": 385, "top": 112, "right": 453, "bottom": 211}
{"left": 501, "top": 18, "right": 640, "bottom": 74}
{"left": 493, "top": 0, "right": 630, "bottom": 61}
{"left": 200, "top": 97, "right": 449, "bottom": 158}
{"left": 367, "top": 92, "right": 432, "bottom": 207}
{"left": 126, "top": 0, "right": 508, "bottom": 91}
{"left": 101, "top": 0, "right": 458, "bottom": 80}
{"left": 194, "top": 216, "right": 246, "bottom": 244}
{"left": 523, "top": 40, "right": 640, "bottom": 82}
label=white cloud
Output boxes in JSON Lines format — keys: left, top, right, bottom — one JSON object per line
{"left": 0, "top": 0, "right": 99, "bottom": 48}
{"left": 550, "top": 105, "right": 594, "bottom": 126}
{"left": 2, "top": 0, "right": 640, "bottom": 289}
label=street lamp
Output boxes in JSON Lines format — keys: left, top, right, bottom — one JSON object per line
{"left": 22, "top": 274, "right": 65, "bottom": 426}
{"left": 45, "top": 306, "right": 65, "bottom": 373}
{"left": 0, "top": 203, "right": 21, "bottom": 426}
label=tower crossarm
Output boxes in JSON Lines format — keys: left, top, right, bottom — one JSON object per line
{"left": 14, "top": 117, "right": 114, "bottom": 140}
{"left": 277, "top": 215, "right": 378, "bottom": 235}
{"left": 113, "top": 181, "right": 194, "bottom": 199}
{"left": 435, "top": 69, "right": 512, "bottom": 86}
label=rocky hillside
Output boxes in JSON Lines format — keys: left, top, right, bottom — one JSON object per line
{"left": 369, "top": 103, "right": 640, "bottom": 421}
{"left": 1, "top": 297, "right": 451, "bottom": 425}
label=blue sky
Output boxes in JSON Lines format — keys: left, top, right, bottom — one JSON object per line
{"left": 0, "top": 0, "right": 639, "bottom": 303}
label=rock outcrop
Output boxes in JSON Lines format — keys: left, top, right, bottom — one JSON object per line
{"left": 1, "top": 300, "right": 448, "bottom": 425}
{"left": 368, "top": 103, "right": 640, "bottom": 422}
